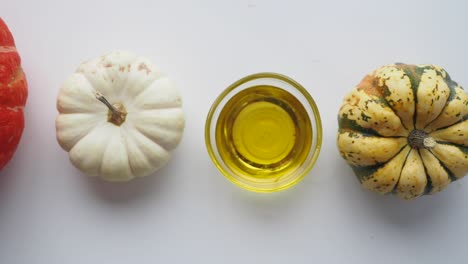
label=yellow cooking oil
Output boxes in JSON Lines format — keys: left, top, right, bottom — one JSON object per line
{"left": 215, "top": 85, "right": 312, "bottom": 182}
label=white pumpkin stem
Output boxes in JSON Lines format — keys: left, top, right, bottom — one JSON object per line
{"left": 94, "top": 91, "right": 127, "bottom": 126}
{"left": 94, "top": 91, "right": 118, "bottom": 112}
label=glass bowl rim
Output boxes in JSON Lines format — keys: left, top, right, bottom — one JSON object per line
{"left": 205, "top": 72, "right": 323, "bottom": 193}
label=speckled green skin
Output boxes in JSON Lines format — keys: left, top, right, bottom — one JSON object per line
{"left": 338, "top": 64, "right": 468, "bottom": 200}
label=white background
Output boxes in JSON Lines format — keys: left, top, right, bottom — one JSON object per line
{"left": 1, "top": 0, "right": 468, "bottom": 263}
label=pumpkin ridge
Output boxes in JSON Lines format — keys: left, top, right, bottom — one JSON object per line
{"left": 375, "top": 80, "right": 410, "bottom": 131}
{"left": 76, "top": 72, "right": 104, "bottom": 105}
{"left": 339, "top": 87, "right": 409, "bottom": 137}
{"left": 419, "top": 148, "right": 452, "bottom": 193}
{"left": 122, "top": 126, "right": 151, "bottom": 177}
{"left": 395, "top": 64, "right": 436, "bottom": 128}
{"left": 130, "top": 127, "right": 171, "bottom": 170}
{"left": 56, "top": 113, "right": 104, "bottom": 151}
{"left": 68, "top": 73, "right": 119, "bottom": 115}
{"left": 430, "top": 119, "right": 468, "bottom": 147}
{"left": 351, "top": 164, "right": 380, "bottom": 183}
{"left": 117, "top": 71, "right": 130, "bottom": 99}
{"left": 423, "top": 80, "right": 460, "bottom": 131}
{"left": 57, "top": 94, "right": 107, "bottom": 115}
{"left": 68, "top": 123, "right": 110, "bottom": 176}
{"left": 338, "top": 116, "right": 408, "bottom": 138}
{"left": 356, "top": 70, "right": 411, "bottom": 131}
{"left": 132, "top": 75, "right": 182, "bottom": 110}
{"left": 0, "top": 67, "right": 26, "bottom": 107}
{"left": 427, "top": 149, "right": 458, "bottom": 182}
{"left": 394, "top": 64, "right": 420, "bottom": 127}
{"left": 416, "top": 67, "right": 452, "bottom": 129}
{"left": 114, "top": 56, "right": 146, "bottom": 99}
{"left": 8, "top": 66, "right": 22, "bottom": 83}
{"left": 137, "top": 102, "right": 183, "bottom": 110}
{"left": 432, "top": 141, "right": 468, "bottom": 154}
{"left": 99, "top": 128, "right": 133, "bottom": 180}
{"left": 429, "top": 143, "right": 468, "bottom": 180}
{"left": 350, "top": 144, "right": 409, "bottom": 182}
{"left": 0, "top": 46, "right": 17, "bottom": 53}
{"left": 4, "top": 66, "right": 22, "bottom": 87}
{"left": 79, "top": 64, "right": 114, "bottom": 98}
{"left": 124, "top": 75, "right": 156, "bottom": 102}
{"left": 122, "top": 59, "right": 161, "bottom": 100}
{"left": 93, "top": 126, "right": 113, "bottom": 174}
{"left": 423, "top": 75, "right": 458, "bottom": 129}
{"left": 130, "top": 109, "right": 185, "bottom": 132}
{"left": 337, "top": 127, "right": 406, "bottom": 138}
{"left": 121, "top": 126, "right": 137, "bottom": 179}
{"left": 390, "top": 147, "right": 412, "bottom": 194}
{"left": 0, "top": 50, "right": 20, "bottom": 84}
{"left": 58, "top": 107, "right": 104, "bottom": 115}
{"left": 130, "top": 105, "right": 182, "bottom": 113}
{"left": 356, "top": 74, "right": 385, "bottom": 98}
{"left": 132, "top": 124, "right": 170, "bottom": 153}
{"left": 129, "top": 76, "right": 160, "bottom": 105}
{"left": 441, "top": 163, "right": 458, "bottom": 182}
{"left": 418, "top": 149, "right": 434, "bottom": 194}
{"left": 362, "top": 146, "right": 411, "bottom": 194}
{"left": 99, "top": 52, "right": 140, "bottom": 96}
{"left": 337, "top": 131, "right": 407, "bottom": 166}
{"left": 430, "top": 116, "right": 468, "bottom": 133}
{"left": 338, "top": 114, "right": 380, "bottom": 137}
{"left": 395, "top": 149, "right": 427, "bottom": 199}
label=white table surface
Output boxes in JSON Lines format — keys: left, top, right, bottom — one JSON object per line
{"left": 1, "top": 0, "right": 468, "bottom": 263}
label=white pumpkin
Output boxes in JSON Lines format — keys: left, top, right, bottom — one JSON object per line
{"left": 56, "top": 51, "right": 185, "bottom": 181}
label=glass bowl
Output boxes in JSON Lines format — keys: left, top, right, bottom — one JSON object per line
{"left": 205, "top": 73, "right": 322, "bottom": 193}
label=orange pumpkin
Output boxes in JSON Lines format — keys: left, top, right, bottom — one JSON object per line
{"left": 0, "top": 18, "right": 28, "bottom": 171}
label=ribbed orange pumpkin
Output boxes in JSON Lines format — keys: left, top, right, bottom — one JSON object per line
{"left": 0, "top": 18, "right": 28, "bottom": 171}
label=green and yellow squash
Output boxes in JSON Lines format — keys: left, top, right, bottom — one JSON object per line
{"left": 337, "top": 63, "right": 468, "bottom": 200}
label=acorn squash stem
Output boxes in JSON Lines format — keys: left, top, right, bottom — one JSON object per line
{"left": 408, "top": 129, "right": 436, "bottom": 149}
